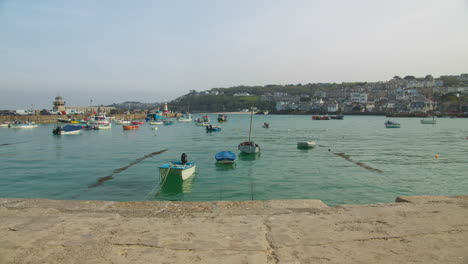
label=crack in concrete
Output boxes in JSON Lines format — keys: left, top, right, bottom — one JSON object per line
{"left": 111, "top": 243, "right": 264, "bottom": 252}
{"left": 263, "top": 217, "right": 279, "bottom": 264}
{"left": 273, "top": 228, "right": 468, "bottom": 249}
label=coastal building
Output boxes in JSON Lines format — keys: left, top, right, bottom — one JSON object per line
{"left": 350, "top": 93, "right": 368, "bottom": 104}
{"left": 53, "top": 96, "right": 66, "bottom": 112}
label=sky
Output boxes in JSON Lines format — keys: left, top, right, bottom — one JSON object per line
{"left": 1, "top": 0, "right": 468, "bottom": 110}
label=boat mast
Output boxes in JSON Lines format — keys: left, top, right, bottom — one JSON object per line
{"left": 248, "top": 108, "right": 253, "bottom": 142}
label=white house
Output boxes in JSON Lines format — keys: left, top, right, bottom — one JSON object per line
{"left": 350, "top": 93, "right": 368, "bottom": 104}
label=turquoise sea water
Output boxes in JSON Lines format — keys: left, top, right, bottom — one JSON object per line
{"left": 1, "top": 115, "right": 467, "bottom": 206}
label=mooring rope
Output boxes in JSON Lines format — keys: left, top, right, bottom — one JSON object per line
{"left": 88, "top": 149, "right": 168, "bottom": 188}
{"left": 145, "top": 164, "right": 171, "bottom": 199}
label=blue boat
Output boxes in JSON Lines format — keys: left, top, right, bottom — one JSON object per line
{"left": 215, "top": 151, "right": 236, "bottom": 164}
{"left": 206, "top": 125, "right": 221, "bottom": 132}
{"left": 52, "top": 125, "right": 82, "bottom": 135}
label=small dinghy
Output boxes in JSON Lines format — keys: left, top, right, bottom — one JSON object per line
{"left": 206, "top": 125, "right": 221, "bottom": 132}
{"left": 215, "top": 151, "right": 237, "bottom": 164}
{"left": 159, "top": 153, "right": 196, "bottom": 181}
{"left": 262, "top": 122, "right": 270, "bottom": 128}
{"left": 123, "top": 125, "right": 139, "bottom": 130}
{"left": 297, "top": 141, "right": 316, "bottom": 149}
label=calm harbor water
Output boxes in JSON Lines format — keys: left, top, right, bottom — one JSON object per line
{"left": 1, "top": 115, "right": 467, "bottom": 206}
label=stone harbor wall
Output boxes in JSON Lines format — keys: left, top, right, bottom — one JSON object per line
{"left": 1, "top": 195, "right": 467, "bottom": 263}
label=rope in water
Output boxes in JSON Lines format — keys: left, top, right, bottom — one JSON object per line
{"left": 145, "top": 164, "right": 172, "bottom": 199}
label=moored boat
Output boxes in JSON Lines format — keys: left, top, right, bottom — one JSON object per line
{"left": 206, "top": 125, "right": 221, "bottom": 132}
{"left": 95, "top": 123, "right": 112, "bottom": 130}
{"left": 163, "top": 120, "right": 174, "bottom": 125}
{"left": 123, "top": 125, "right": 139, "bottom": 130}
{"left": 312, "top": 115, "right": 330, "bottom": 120}
{"left": 215, "top": 151, "right": 236, "bottom": 164}
{"left": 159, "top": 154, "right": 196, "bottom": 181}
{"left": 150, "top": 120, "right": 163, "bottom": 125}
{"left": 217, "top": 114, "right": 228, "bottom": 122}
{"left": 385, "top": 120, "right": 401, "bottom": 128}
{"left": 177, "top": 114, "right": 192, "bottom": 122}
{"left": 131, "top": 121, "right": 145, "bottom": 125}
{"left": 9, "top": 122, "right": 38, "bottom": 128}
{"left": 52, "top": 125, "right": 81, "bottom": 135}
{"left": 0, "top": 122, "right": 10, "bottom": 127}
{"left": 238, "top": 110, "right": 260, "bottom": 154}
{"left": 297, "top": 141, "right": 316, "bottom": 149}
{"left": 262, "top": 122, "right": 270, "bottom": 128}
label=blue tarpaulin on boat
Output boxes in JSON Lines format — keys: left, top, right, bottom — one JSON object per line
{"left": 62, "top": 125, "right": 82, "bottom": 131}
{"left": 215, "top": 151, "right": 236, "bottom": 161}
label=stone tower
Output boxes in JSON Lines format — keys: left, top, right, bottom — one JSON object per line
{"left": 53, "top": 96, "right": 66, "bottom": 112}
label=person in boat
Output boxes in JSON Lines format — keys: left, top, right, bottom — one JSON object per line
{"left": 181, "top": 153, "right": 187, "bottom": 165}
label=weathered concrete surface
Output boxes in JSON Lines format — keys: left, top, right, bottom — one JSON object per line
{"left": 0, "top": 196, "right": 467, "bottom": 264}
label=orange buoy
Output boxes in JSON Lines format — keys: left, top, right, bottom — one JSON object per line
{"left": 435, "top": 154, "right": 439, "bottom": 159}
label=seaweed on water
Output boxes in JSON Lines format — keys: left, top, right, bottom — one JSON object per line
{"left": 0, "top": 140, "right": 32, "bottom": 147}
{"left": 88, "top": 149, "right": 168, "bottom": 188}
{"left": 333, "top": 152, "right": 383, "bottom": 174}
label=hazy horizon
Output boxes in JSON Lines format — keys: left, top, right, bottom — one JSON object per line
{"left": 1, "top": 0, "right": 468, "bottom": 109}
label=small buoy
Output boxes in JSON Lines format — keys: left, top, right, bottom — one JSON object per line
{"left": 435, "top": 154, "right": 439, "bottom": 159}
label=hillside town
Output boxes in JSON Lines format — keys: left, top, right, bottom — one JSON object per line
{"left": 186, "top": 74, "right": 468, "bottom": 115}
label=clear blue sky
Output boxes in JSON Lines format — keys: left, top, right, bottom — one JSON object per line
{"left": 1, "top": 0, "right": 467, "bottom": 109}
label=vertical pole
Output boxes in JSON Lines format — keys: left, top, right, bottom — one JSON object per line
{"left": 248, "top": 108, "right": 253, "bottom": 142}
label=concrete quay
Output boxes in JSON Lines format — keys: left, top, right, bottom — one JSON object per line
{"left": 1, "top": 196, "right": 467, "bottom": 264}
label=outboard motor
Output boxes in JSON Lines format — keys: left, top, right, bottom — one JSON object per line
{"left": 181, "top": 153, "right": 188, "bottom": 165}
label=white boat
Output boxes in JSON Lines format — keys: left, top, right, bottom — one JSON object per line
{"left": 114, "top": 120, "right": 131, "bottom": 125}
{"left": 10, "top": 122, "right": 38, "bottom": 129}
{"left": 238, "top": 110, "right": 260, "bottom": 154}
{"left": 52, "top": 125, "right": 81, "bottom": 135}
{"left": 385, "top": 120, "right": 400, "bottom": 128}
{"left": 297, "top": 141, "right": 316, "bottom": 149}
{"left": 177, "top": 114, "right": 192, "bottom": 122}
{"left": 159, "top": 162, "right": 196, "bottom": 181}
{"left": 95, "top": 123, "right": 112, "bottom": 130}
{"left": 0, "top": 122, "right": 10, "bottom": 127}
{"left": 149, "top": 120, "right": 164, "bottom": 125}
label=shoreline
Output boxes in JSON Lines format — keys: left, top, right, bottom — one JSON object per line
{"left": 1, "top": 195, "right": 467, "bottom": 263}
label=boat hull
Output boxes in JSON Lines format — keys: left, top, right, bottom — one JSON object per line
{"left": 159, "top": 162, "right": 196, "bottom": 181}
{"left": 297, "top": 141, "right": 316, "bottom": 149}
{"left": 421, "top": 119, "right": 436, "bottom": 124}
{"left": 55, "top": 130, "right": 81, "bottom": 135}
{"left": 123, "top": 125, "right": 139, "bottom": 130}
{"left": 238, "top": 142, "right": 260, "bottom": 154}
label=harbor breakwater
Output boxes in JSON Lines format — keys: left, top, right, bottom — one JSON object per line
{"left": 1, "top": 195, "right": 467, "bottom": 263}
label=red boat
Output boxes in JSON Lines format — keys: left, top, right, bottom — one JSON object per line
{"left": 123, "top": 125, "right": 139, "bottom": 130}
{"left": 312, "top": 116, "right": 330, "bottom": 120}
{"left": 131, "top": 121, "right": 144, "bottom": 125}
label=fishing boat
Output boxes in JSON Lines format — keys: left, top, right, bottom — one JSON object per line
{"left": 217, "top": 114, "right": 228, "bottom": 122}
{"left": 238, "top": 109, "right": 260, "bottom": 154}
{"left": 262, "top": 122, "right": 270, "bottom": 128}
{"left": 215, "top": 151, "right": 236, "bottom": 164}
{"left": 159, "top": 153, "right": 196, "bottom": 181}
{"left": 52, "top": 125, "right": 81, "bottom": 135}
{"left": 123, "top": 125, "right": 139, "bottom": 130}
{"left": 297, "top": 141, "right": 316, "bottom": 149}
{"left": 177, "top": 113, "right": 192, "bottom": 122}
{"left": 385, "top": 120, "right": 401, "bottom": 128}
{"left": 9, "top": 122, "right": 38, "bottom": 128}
{"left": 206, "top": 125, "right": 221, "bottom": 132}
{"left": 0, "top": 122, "right": 10, "bottom": 127}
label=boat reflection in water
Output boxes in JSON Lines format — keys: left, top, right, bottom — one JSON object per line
{"left": 238, "top": 152, "right": 261, "bottom": 161}
{"left": 156, "top": 174, "right": 195, "bottom": 200}
{"left": 215, "top": 162, "right": 236, "bottom": 171}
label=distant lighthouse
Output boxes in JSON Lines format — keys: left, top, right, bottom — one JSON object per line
{"left": 163, "top": 100, "right": 168, "bottom": 112}
{"left": 53, "top": 96, "right": 66, "bottom": 112}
